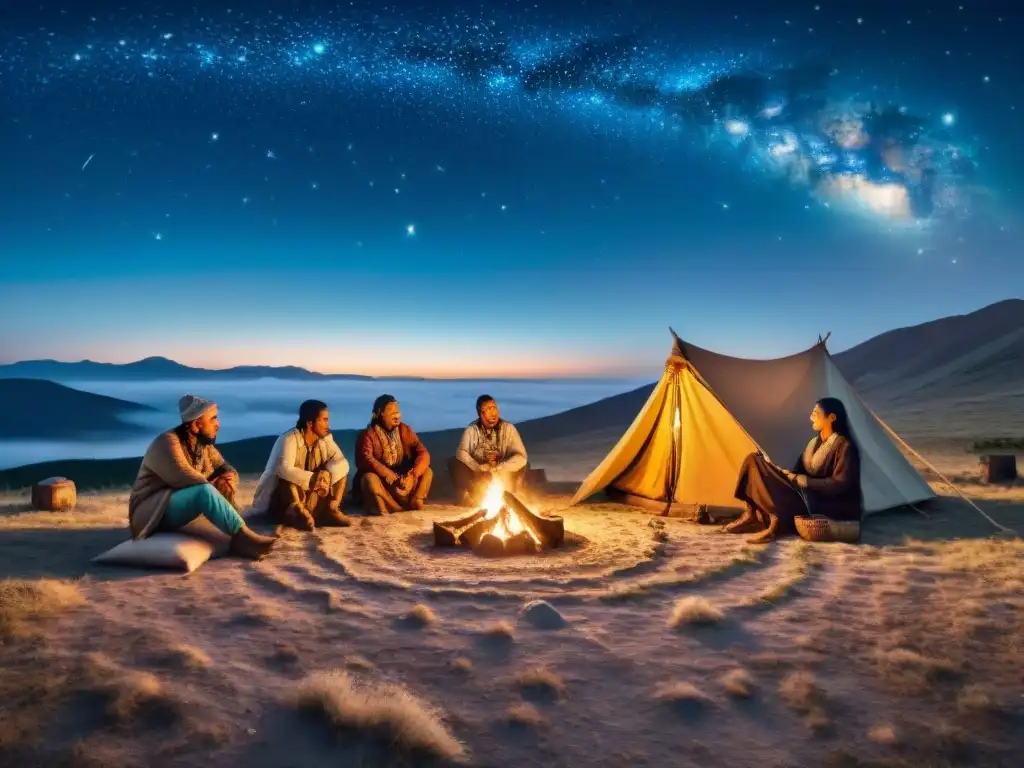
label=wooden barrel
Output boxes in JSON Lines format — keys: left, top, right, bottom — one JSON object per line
{"left": 979, "top": 455, "right": 1017, "bottom": 484}
{"left": 31, "top": 477, "right": 77, "bottom": 511}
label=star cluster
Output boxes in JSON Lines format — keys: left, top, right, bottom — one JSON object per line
{"left": 2, "top": 6, "right": 992, "bottom": 229}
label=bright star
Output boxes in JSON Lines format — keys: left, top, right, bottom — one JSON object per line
{"left": 266, "top": 149, "right": 276, "bottom": 159}
{"left": 406, "top": 224, "right": 416, "bottom": 236}
{"left": 210, "top": 132, "right": 219, "bottom": 141}
{"left": 942, "top": 113, "right": 955, "bottom": 126}
{"left": 312, "top": 43, "right": 326, "bottom": 55}
{"left": 724, "top": 119, "right": 748, "bottom": 137}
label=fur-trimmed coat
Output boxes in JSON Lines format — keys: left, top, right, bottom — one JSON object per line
{"left": 793, "top": 433, "right": 863, "bottom": 521}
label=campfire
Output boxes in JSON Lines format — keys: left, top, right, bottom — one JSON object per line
{"left": 434, "top": 478, "right": 565, "bottom": 556}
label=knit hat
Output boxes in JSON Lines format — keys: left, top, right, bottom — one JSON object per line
{"left": 179, "top": 394, "right": 215, "bottom": 423}
{"left": 372, "top": 394, "right": 397, "bottom": 415}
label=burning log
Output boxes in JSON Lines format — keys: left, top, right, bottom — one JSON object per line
{"left": 433, "top": 483, "right": 564, "bottom": 556}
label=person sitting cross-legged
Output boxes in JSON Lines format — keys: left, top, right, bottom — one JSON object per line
{"left": 730, "top": 397, "right": 863, "bottom": 544}
{"left": 448, "top": 394, "right": 529, "bottom": 507}
{"left": 129, "top": 394, "right": 277, "bottom": 560}
{"left": 352, "top": 394, "right": 433, "bottom": 515}
{"left": 250, "top": 399, "right": 352, "bottom": 531}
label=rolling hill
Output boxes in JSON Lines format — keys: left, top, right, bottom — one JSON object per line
{"left": 0, "top": 379, "right": 155, "bottom": 440}
{"left": 832, "top": 298, "right": 1024, "bottom": 402}
{"left": 0, "top": 356, "right": 380, "bottom": 382}
{"left": 1, "top": 298, "right": 1021, "bottom": 489}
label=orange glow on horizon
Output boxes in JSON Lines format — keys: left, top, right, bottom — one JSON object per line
{"left": 52, "top": 340, "right": 644, "bottom": 379}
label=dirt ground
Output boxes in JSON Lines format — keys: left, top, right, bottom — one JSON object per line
{"left": 0, "top": 447, "right": 1022, "bottom": 768}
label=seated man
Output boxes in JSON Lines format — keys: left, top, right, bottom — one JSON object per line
{"left": 250, "top": 399, "right": 351, "bottom": 530}
{"left": 448, "top": 394, "right": 528, "bottom": 506}
{"left": 352, "top": 394, "right": 432, "bottom": 514}
{"left": 129, "top": 394, "right": 277, "bottom": 560}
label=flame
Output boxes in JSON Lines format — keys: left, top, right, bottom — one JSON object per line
{"left": 482, "top": 476, "right": 505, "bottom": 518}
{"left": 480, "top": 476, "right": 538, "bottom": 544}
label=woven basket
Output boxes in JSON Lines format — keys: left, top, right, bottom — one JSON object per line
{"left": 795, "top": 515, "right": 861, "bottom": 543}
{"left": 828, "top": 519, "right": 861, "bottom": 543}
{"left": 31, "top": 477, "right": 77, "bottom": 511}
{"left": 794, "top": 515, "right": 832, "bottom": 542}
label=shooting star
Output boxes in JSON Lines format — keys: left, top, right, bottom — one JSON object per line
{"left": 81, "top": 153, "right": 95, "bottom": 171}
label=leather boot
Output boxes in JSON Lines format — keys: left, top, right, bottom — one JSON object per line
{"left": 230, "top": 526, "right": 277, "bottom": 560}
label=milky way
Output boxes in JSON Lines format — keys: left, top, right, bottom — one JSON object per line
{"left": 2, "top": 9, "right": 984, "bottom": 226}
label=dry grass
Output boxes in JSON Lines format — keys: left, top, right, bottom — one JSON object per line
{"left": 82, "top": 653, "right": 181, "bottom": 726}
{"left": 296, "top": 670, "right": 466, "bottom": 762}
{"left": 867, "top": 723, "right": 899, "bottom": 745}
{"left": 719, "top": 668, "right": 754, "bottom": 699}
{"left": 449, "top": 657, "right": 473, "bottom": 673}
{"left": 515, "top": 667, "right": 565, "bottom": 701}
{"left": 779, "top": 671, "right": 831, "bottom": 733}
{"left": 480, "top": 620, "right": 514, "bottom": 639}
{"left": 956, "top": 683, "right": 1002, "bottom": 715}
{"left": 754, "top": 543, "right": 819, "bottom": 604}
{"left": 654, "top": 681, "right": 711, "bottom": 705}
{"left": 668, "top": 596, "right": 723, "bottom": 627}
{"left": 345, "top": 655, "right": 375, "bottom": 672}
{"left": 506, "top": 702, "right": 545, "bottom": 727}
{"left": 156, "top": 644, "right": 212, "bottom": 671}
{"left": 402, "top": 603, "right": 437, "bottom": 627}
{"left": 876, "top": 647, "right": 961, "bottom": 691}
{"left": 0, "top": 578, "right": 84, "bottom": 638}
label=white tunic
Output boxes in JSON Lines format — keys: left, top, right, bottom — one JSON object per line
{"left": 250, "top": 429, "right": 350, "bottom": 513}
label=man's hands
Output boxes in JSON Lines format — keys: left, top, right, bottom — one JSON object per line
{"left": 310, "top": 469, "right": 332, "bottom": 496}
{"left": 212, "top": 469, "right": 239, "bottom": 496}
{"left": 391, "top": 471, "right": 416, "bottom": 495}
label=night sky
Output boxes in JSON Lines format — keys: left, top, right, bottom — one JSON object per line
{"left": 1, "top": 1, "right": 1020, "bottom": 377}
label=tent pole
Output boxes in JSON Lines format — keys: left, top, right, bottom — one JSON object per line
{"left": 665, "top": 370, "right": 682, "bottom": 517}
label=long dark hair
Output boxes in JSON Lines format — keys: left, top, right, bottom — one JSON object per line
{"left": 296, "top": 399, "right": 328, "bottom": 431}
{"left": 816, "top": 397, "right": 854, "bottom": 442}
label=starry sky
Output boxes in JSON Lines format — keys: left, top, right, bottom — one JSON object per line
{"left": 0, "top": 1, "right": 1020, "bottom": 378}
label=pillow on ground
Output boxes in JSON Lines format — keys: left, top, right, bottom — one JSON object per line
{"left": 93, "top": 534, "right": 216, "bottom": 573}
{"left": 93, "top": 516, "right": 233, "bottom": 573}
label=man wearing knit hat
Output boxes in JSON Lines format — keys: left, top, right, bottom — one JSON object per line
{"left": 351, "top": 394, "right": 433, "bottom": 515}
{"left": 128, "top": 394, "right": 277, "bottom": 560}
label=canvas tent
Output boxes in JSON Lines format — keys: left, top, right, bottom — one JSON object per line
{"left": 570, "top": 332, "right": 935, "bottom": 517}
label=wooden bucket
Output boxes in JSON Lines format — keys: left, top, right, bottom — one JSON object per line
{"left": 31, "top": 477, "right": 77, "bottom": 511}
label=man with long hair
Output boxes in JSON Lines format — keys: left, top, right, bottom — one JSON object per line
{"left": 251, "top": 399, "right": 352, "bottom": 530}
{"left": 351, "top": 394, "right": 432, "bottom": 514}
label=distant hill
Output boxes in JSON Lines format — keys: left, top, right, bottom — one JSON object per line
{"left": 832, "top": 299, "right": 1024, "bottom": 403}
{"left": 0, "top": 379, "right": 155, "bottom": 440}
{"left": 0, "top": 385, "right": 656, "bottom": 491}
{"left": 0, "top": 356, "right": 384, "bottom": 382}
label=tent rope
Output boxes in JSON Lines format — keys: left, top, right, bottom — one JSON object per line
{"left": 871, "top": 409, "right": 1016, "bottom": 535}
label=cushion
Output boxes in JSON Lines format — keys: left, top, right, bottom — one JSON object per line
{"left": 92, "top": 534, "right": 216, "bottom": 573}
{"left": 92, "top": 517, "right": 233, "bottom": 573}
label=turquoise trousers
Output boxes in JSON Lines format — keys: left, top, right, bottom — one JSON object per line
{"left": 159, "top": 483, "right": 245, "bottom": 536}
